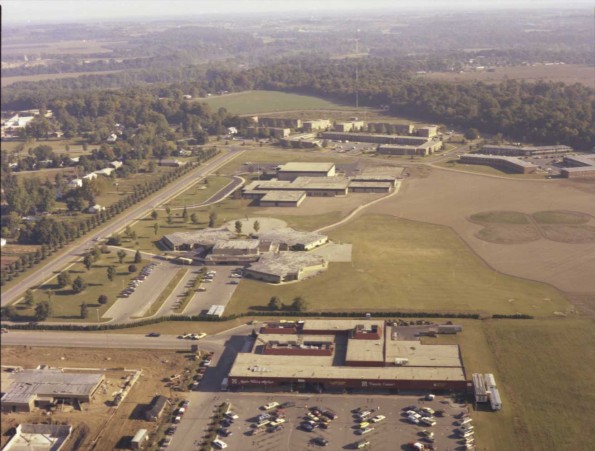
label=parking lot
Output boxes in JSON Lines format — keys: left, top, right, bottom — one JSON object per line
{"left": 182, "top": 266, "right": 242, "bottom": 316}
{"left": 172, "top": 391, "right": 472, "bottom": 450}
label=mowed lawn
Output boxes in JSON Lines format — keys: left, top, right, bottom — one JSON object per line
{"left": 227, "top": 215, "right": 568, "bottom": 316}
{"left": 15, "top": 253, "right": 148, "bottom": 322}
{"left": 484, "top": 319, "right": 595, "bottom": 450}
{"left": 423, "top": 318, "right": 594, "bottom": 450}
{"left": 200, "top": 90, "right": 348, "bottom": 114}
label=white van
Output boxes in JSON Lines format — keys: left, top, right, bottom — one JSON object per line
{"left": 212, "top": 439, "right": 228, "bottom": 449}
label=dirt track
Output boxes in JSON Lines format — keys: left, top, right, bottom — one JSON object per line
{"left": 368, "top": 167, "right": 595, "bottom": 296}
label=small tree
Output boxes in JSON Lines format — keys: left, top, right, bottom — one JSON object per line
{"left": 182, "top": 206, "right": 188, "bottom": 222}
{"left": 208, "top": 211, "right": 217, "bottom": 228}
{"left": 83, "top": 254, "right": 93, "bottom": 271}
{"left": 4, "top": 305, "right": 18, "bottom": 320}
{"left": 128, "top": 264, "right": 137, "bottom": 273}
{"left": 165, "top": 206, "right": 171, "bottom": 216}
{"left": 106, "top": 266, "right": 116, "bottom": 282}
{"left": 291, "top": 296, "right": 308, "bottom": 312}
{"left": 167, "top": 214, "right": 172, "bottom": 224}
{"left": 268, "top": 296, "right": 282, "bottom": 311}
{"left": 134, "top": 249, "right": 142, "bottom": 264}
{"left": 117, "top": 249, "right": 127, "bottom": 264}
{"left": 151, "top": 210, "right": 158, "bottom": 220}
{"left": 34, "top": 301, "right": 51, "bottom": 321}
{"left": 24, "top": 289, "right": 35, "bottom": 306}
{"left": 97, "top": 294, "right": 108, "bottom": 305}
{"left": 253, "top": 220, "right": 260, "bottom": 233}
{"left": 153, "top": 222, "right": 160, "bottom": 236}
{"left": 72, "top": 276, "right": 87, "bottom": 293}
{"left": 80, "top": 302, "right": 89, "bottom": 319}
{"left": 235, "top": 220, "right": 243, "bottom": 234}
{"left": 190, "top": 213, "right": 198, "bottom": 224}
{"left": 57, "top": 271, "right": 71, "bottom": 288}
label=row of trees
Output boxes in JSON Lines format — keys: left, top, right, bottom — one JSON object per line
{"left": 0, "top": 158, "right": 203, "bottom": 286}
{"left": 268, "top": 296, "right": 308, "bottom": 312}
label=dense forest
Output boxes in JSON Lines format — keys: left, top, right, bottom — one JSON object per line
{"left": 4, "top": 56, "right": 593, "bottom": 149}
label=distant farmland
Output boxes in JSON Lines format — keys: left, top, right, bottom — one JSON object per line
{"left": 200, "top": 90, "right": 349, "bottom": 114}
{"left": 419, "top": 64, "right": 595, "bottom": 88}
{"left": 1, "top": 70, "right": 122, "bottom": 87}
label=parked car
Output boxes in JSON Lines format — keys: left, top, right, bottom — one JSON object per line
{"left": 356, "top": 427, "right": 374, "bottom": 435}
{"left": 146, "top": 332, "right": 161, "bottom": 337}
{"left": 262, "top": 401, "right": 279, "bottom": 410}
{"left": 313, "top": 437, "right": 329, "bottom": 446}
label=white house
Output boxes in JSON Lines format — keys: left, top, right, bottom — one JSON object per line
{"left": 69, "top": 178, "right": 83, "bottom": 188}
{"left": 106, "top": 133, "right": 118, "bottom": 143}
{"left": 0, "top": 238, "right": 6, "bottom": 247}
{"left": 88, "top": 204, "right": 105, "bottom": 213}
{"left": 109, "top": 160, "right": 123, "bottom": 169}
{"left": 93, "top": 168, "right": 115, "bottom": 177}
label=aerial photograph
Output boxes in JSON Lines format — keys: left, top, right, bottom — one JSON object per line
{"left": 0, "top": 0, "right": 593, "bottom": 450}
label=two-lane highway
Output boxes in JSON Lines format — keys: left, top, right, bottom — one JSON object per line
{"left": 1, "top": 148, "right": 244, "bottom": 307}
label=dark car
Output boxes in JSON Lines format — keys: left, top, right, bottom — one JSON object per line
{"left": 281, "top": 401, "right": 296, "bottom": 408}
{"left": 301, "top": 422, "right": 315, "bottom": 432}
{"left": 313, "top": 437, "right": 329, "bottom": 446}
{"left": 220, "top": 420, "right": 232, "bottom": 428}
{"left": 217, "top": 428, "right": 232, "bottom": 437}
{"left": 146, "top": 332, "right": 161, "bottom": 337}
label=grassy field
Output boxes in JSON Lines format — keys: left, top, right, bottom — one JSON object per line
{"left": 419, "top": 64, "right": 595, "bottom": 88}
{"left": 2, "top": 71, "right": 122, "bottom": 87}
{"left": 200, "top": 90, "right": 349, "bottom": 114}
{"left": 15, "top": 254, "right": 148, "bottom": 322}
{"left": 532, "top": 210, "right": 591, "bottom": 225}
{"left": 227, "top": 215, "right": 569, "bottom": 316}
{"left": 163, "top": 175, "right": 231, "bottom": 208}
{"left": 469, "top": 211, "right": 530, "bottom": 224}
{"left": 424, "top": 317, "right": 595, "bottom": 450}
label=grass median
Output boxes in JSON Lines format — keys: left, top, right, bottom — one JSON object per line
{"left": 135, "top": 268, "right": 188, "bottom": 319}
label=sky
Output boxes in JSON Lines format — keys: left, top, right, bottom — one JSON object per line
{"left": 2, "top": 0, "right": 591, "bottom": 25}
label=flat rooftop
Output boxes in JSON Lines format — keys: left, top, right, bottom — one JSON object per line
{"left": 348, "top": 181, "right": 394, "bottom": 189}
{"left": 1, "top": 369, "right": 104, "bottom": 404}
{"left": 213, "top": 239, "right": 260, "bottom": 251}
{"left": 257, "top": 228, "right": 327, "bottom": 247}
{"left": 163, "top": 228, "right": 235, "bottom": 247}
{"left": 260, "top": 190, "right": 306, "bottom": 202}
{"left": 460, "top": 153, "right": 537, "bottom": 168}
{"left": 385, "top": 341, "right": 463, "bottom": 367}
{"left": 247, "top": 252, "right": 326, "bottom": 277}
{"left": 229, "top": 353, "right": 466, "bottom": 381}
{"left": 346, "top": 337, "right": 384, "bottom": 362}
{"left": 301, "top": 319, "right": 382, "bottom": 332}
{"left": 277, "top": 162, "right": 335, "bottom": 173}
{"left": 3, "top": 424, "right": 72, "bottom": 451}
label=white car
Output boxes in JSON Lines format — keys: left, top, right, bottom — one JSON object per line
{"left": 262, "top": 401, "right": 279, "bottom": 410}
{"left": 212, "top": 439, "right": 228, "bottom": 449}
{"left": 356, "top": 427, "right": 374, "bottom": 435}
{"left": 370, "top": 415, "right": 385, "bottom": 423}
{"left": 406, "top": 410, "right": 421, "bottom": 419}
{"left": 407, "top": 416, "right": 420, "bottom": 424}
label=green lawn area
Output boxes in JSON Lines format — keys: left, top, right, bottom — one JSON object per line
{"left": 532, "top": 210, "right": 590, "bottom": 225}
{"left": 15, "top": 253, "right": 148, "bottom": 322}
{"left": 423, "top": 317, "right": 594, "bottom": 450}
{"left": 163, "top": 175, "right": 232, "bottom": 208}
{"left": 484, "top": 318, "right": 595, "bottom": 450}
{"left": 227, "top": 215, "right": 569, "bottom": 316}
{"left": 200, "top": 90, "right": 349, "bottom": 115}
{"left": 469, "top": 211, "right": 530, "bottom": 224}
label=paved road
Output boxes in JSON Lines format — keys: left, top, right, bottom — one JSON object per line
{"left": 1, "top": 149, "right": 245, "bottom": 307}
{"left": 0, "top": 330, "right": 232, "bottom": 352}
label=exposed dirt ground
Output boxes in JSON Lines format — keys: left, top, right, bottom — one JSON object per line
{"left": 367, "top": 167, "right": 595, "bottom": 296}
{"left": 0, "top": 347, "right": 196, "bottom": 450}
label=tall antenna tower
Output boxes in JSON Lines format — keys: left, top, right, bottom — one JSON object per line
{"left": 355, "top": 29, "right": 360, "bottom": 111}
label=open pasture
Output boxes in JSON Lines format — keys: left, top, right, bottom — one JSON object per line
{"left": 420, "top": 64, "right": 595, "bottom": 88}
